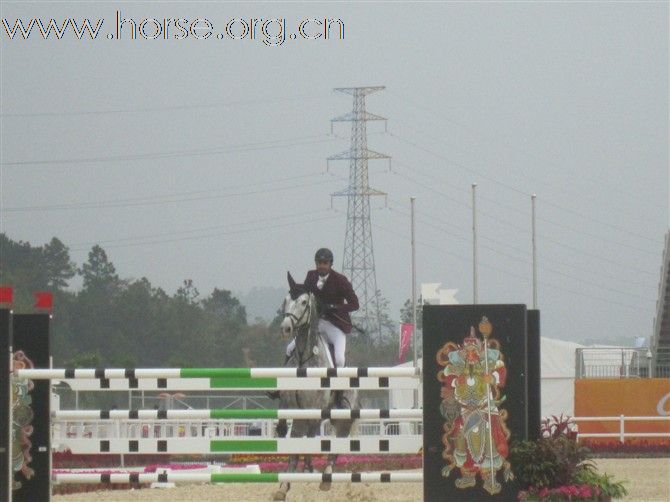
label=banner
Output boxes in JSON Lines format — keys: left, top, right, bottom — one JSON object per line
{"left": 33, "top": 291, "right": 53, "bottom": 311}
{"left": 574, "top": 379, "right": 670, "bottom": 444}
{"left": 399, "top": 323, "right": 414, "bottom": 362}
{"left": 0, "top": 286, "right": 12, "bottom": 304}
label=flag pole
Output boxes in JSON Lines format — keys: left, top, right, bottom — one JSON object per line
{"left": 472, "top": 183, "right": 478, "bottom": 304}
{"left": 410, "top": 196, "right": 418, "bottom": 409}
{"left": 532, "top": 194, "right": 537, "bottom": 309}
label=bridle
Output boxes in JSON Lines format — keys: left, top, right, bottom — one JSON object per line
{"left": 283, "top": 292, "right": 320, "bottom": 367}
{"left": 283, "top": 293, "right": 311, "bottom": 331}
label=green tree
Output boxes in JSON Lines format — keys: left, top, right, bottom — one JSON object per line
{"left": 175, "top": 279, "right": 199, "bottom": 304}
{"left": 80, "top": 245, "right": 120, "bottom": 293}
{"left": 0, "top": 234, "right": 49, "bottom": 308}
{"left": 400, "top": 295, "right": 424, "bottom": 330}
{"left": 201, "top": 288, "right": 247, "bottom": 327}
{"left": 42, "top": 237, "right": 76, "bottom": 290}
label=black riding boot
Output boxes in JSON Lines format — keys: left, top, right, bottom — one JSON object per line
{"left": 267, "top": 354, "right": 291, "bottom": 400}
{"left": 333, "top": 390, "right": 343, "bottom": 408}
{"left": 332, "top": 362, "right": 348, "bottom": 408}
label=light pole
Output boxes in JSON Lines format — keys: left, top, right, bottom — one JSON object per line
{"left": 472, "top": 183, "right": 478, "bottom": 304}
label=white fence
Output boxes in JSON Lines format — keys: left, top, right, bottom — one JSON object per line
{"left": 573, "top": 415, "right": 670, "bottom": 443}
{"left": 52, "top": 418, "right": 424, "bottom": 444}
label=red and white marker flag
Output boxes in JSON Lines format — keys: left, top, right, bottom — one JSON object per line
{"left": 0, "top": 286, "right": 13, "bottom": 305}
{"left": 33, "top": 291, "right": 53, "bottom": 312}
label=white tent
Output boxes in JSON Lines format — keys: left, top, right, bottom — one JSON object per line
{"left": 391, "top": 337, "right": 582, "bottom": 418}
{"left": 540, "top": 337, "right": 583, "bottom": 417}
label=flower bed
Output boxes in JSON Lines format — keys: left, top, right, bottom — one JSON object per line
{"left": 230, "top": 454, "right": 422, "bottom": 472}
{"left": 519, "top": 484, "right": 602, "bottom": 501}
{"left": 511, "top": 415, "right": 628, "bottom": 502}
{"left": 52, "top": 452, "right": 422, "bottom": 495}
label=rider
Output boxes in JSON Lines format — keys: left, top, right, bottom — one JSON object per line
{"left": 285, "top": 247, "right": 359, "bottom": 369}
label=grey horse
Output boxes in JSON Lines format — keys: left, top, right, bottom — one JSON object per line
{"left": 272, "top": 272, "right": 358, "bottom": 501}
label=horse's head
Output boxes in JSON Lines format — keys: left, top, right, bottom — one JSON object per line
{"left": 280, "top": 272, "right": 312, "bottom": 340}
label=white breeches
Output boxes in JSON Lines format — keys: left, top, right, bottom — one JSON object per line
{"left": 286, "top": 319, "right": 346, "bottom": 367}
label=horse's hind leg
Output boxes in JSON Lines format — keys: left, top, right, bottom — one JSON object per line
{"left": 303, "top": 455, "right": 314, "bottom": 473}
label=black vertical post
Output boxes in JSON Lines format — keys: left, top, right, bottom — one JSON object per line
{"left": 12, "top": 314, "right": 51, "bottom": 502}
{"left": 423, "top": 304, "right": 528, "bottom": 502}
{"left": 0, "top": 308, "right": 12, "bottom": 502}
{"left": 526, "top": 310, "right": 542, "bottom": 440}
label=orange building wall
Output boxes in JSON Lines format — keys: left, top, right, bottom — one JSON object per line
{"left": 574, "top": 379, "right": 670, "bottom": 444}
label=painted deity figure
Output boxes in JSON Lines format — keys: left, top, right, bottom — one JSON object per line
{"left": 436, "top": 317, "right": 513, "bottom": 495}
{"left": 11, "top": 350, "right": 35, "bottom": 491}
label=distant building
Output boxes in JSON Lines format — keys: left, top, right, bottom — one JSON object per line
{"left": 420, "top": 283, "right": 459, "bottom": 305}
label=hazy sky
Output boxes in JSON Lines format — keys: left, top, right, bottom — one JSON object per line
{"left": 1, "top": 1, "right": 668, "bottom": 343}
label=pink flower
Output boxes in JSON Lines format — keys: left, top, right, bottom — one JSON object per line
{"left": 578, "top": 485, "right": 592, "bottom": 498}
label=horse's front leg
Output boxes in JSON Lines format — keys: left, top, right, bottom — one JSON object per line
{"left": 320, "top": 409, "right": 358, "bottom": 492}
{"left": 273, "top": 454, "right": 298, "bottom": 501}
{"left": 319, "top": 453, "right": 337, "bottom": 492}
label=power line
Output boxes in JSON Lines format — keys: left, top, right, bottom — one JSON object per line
{"left": 0, "top": 93, "right": 332, "bottom": 118}
{"left": 1, "top": 133, "right": 335, "bottom": 167}
{"left": 70, "top": 213, "right": 340, "bottom": 252}
{"left": 388, "top": 130, "right": 528, "bottom": 195}
{"left": 388, "top": 90, "right": 666, "bottom": 211}
{"left": 388, "top": 197, "right": 653, "bottom": 286}
{"left": 388, "top": 132, "right": 657, "bottom": 247}
{"left": 70, "top": 209, "right": 334, "bottom": 248}
{"left": 396, "top": 162, "right": 657, "bottom": 255}
{"left": 372, "top": 221, "right": 649, "bottom": 313}
{"left": 387, "top": 201, "right": 655, "bottom": 301}
{"left": 390, "top": 121, "right": 664, "bottom": 227}
{"left": 387, "top": 167, "right": 657, "bottom": 276}
{"left": 4, "top": 174, "right": 336, "bottom": 212}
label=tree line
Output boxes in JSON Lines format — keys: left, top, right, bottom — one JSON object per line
{"left": 1, "top": 234, "right": 419, "bottom": 368}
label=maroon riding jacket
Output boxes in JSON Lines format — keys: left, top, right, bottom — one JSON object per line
{"left": 304, "top": 269, "right": 359, "bottom": 334}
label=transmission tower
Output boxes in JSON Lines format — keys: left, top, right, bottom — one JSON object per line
{"left": 328, "top": 86, "right": 389, "bottom": 342}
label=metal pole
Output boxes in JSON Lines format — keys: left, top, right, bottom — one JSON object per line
{"left": 49, "top": 354, "right": 53, "bottom": 502}
{"left": 472, "top": 183, "right": 478, "bottom": 304}
{"left": 410, "top": 197, "right": 418, "bottom": 409}
{"left": 6, "top": 313, "right": 13, "bottom": 502}
{"left": 532, "top": 194, "right": 537, "bottom": 309}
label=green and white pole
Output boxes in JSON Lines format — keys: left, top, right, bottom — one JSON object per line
{"left": 52, "top": 408, "right": 423, "bottom": 421}
{"left": 53, "top": 471, "right": 423, "bottom": 484}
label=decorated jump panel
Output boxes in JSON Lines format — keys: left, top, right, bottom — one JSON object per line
{"left": 58, "top": 375, "right": 420, "bottom": 391}
{"left": 423, "top": 304, "right": 531, "bottom": 502}
{"left": 53, "top": 471, "right": 423, "bottom": 484}
{"left": 12, "top": 313, "right": 51, "bottom": 502}
{"left": 57, "top": 435, "right": 423, "bottom": 455}
{"left": 0, "top": 308, "right": 11, "bottom": 502}
{"left": 16, "top": 366, "right": 420, "bottom": 380}
{"left": 52, "top": 408, "right": 422, "bottom": 420}
{"left": 526, "top": 309, "right": 542, "bottom": 440}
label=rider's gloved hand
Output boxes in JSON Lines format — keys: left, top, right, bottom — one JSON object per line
{"left": 325, "top": 304, "right": 339, "bottom": 314}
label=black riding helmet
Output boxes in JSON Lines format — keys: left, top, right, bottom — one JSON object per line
{"left": 314, "top": 248, "right": 334, "bottom": 263}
